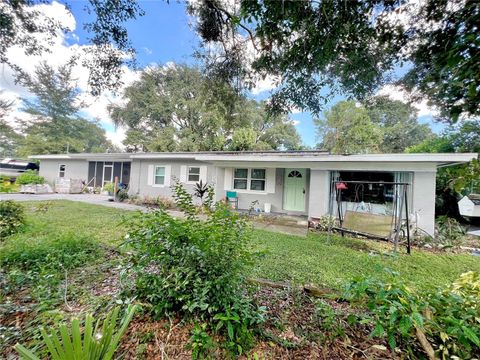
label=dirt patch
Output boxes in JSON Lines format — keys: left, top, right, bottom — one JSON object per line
{"left": 115, "top": 286, "right": 400, "bottom": 360}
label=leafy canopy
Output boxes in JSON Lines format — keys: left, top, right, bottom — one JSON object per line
{"left": 315, "top": 100, "right": 383, "bottom": 154}
{"left": 190, "top": 0, "right": 480, "bottom": 121}
{"left": 13, "top": 61, "right": 114, "bottom": 156}
{"left": 109, "top": 64, "right": 302, "bottom": 152}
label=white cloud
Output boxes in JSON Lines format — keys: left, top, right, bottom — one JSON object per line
{"left": 251, "top": 75, "right": 278, "bottom": 94}
{"left": 376, "top": 84, "right": 438, "bottom": 117}
{"left": 0, "top": 1, "right": 140, "bottom": 147}
{"left": 106, "top": 127, "right": 126, "bottom": 148}
{"left": 291, "top": 120, "right": 300, "bottom": 126}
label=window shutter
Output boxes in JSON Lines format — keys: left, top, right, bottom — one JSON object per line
{"left": 164, "top": 165, "right": 171, "bottom": 186}
{"left": 147, "top": 165, "right": 153, "bottom": 186}
{"left": 180, "top": 165, "right": 187, "bottom": 183}
{"left": 200, "top": 166, "right": 207, "bottom": 183}
{"left": 266, "top": 168, "right": 276, "bottom": 193}
{"left": 224, "top": 168, "right": 233, "bottom": 190}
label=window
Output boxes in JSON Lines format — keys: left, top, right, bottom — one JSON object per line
{"left": 288, "top": 170, "right": 302, "bottom": 178}
{"left": 233, "top": 168, "right": 266, "bottom": 191}
{"left": 154, "top": 166, "right": 165, "bottom": 185}
{"left": 250, "top": 169, "right": 266, "bottom": 191}
{"left": 59, "top": 164, "right": 65, "bottom": 178}
{"left": 188, "top": 166, "right": 200, "bottom": 182}
{"left": 233, "top": 168, "right": 248, "bottom": 190}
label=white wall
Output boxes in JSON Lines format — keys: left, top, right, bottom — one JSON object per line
{"left": 412, "top": 171, "right": 436, "bottom": 236}
{"left": 129, "top": 159, "right": 216, "bottom": 199}
{"left": 39, "top": 159, "right": 89, "bottom": 185}
{"left": 308, "top": 170, "right": 330, "bottom": 218}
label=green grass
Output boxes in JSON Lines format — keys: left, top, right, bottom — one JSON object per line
{"left": 8, "top": 200, "right": 134, "bottom": 246}
{"left": 2, "top": 200, "right": 479, "bottom": 293}
{"left": 249, "top": 230, "right": 480, "bottom": 291}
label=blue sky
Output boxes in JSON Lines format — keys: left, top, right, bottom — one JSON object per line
{"left": 2, "top": 1, "right": 444, "bottom": 148}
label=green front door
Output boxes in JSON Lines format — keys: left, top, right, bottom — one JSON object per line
{"left": 283, "top": 169, "right": 306, "bottom": 211}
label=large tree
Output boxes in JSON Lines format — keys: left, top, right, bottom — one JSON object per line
{"left": 189, "top": 0, "right": 480, "bottom": 122}
{"left": 109, "top": 64, "right": 302, "bottom": 152}
{"left": 315, "top": 100, "right": 383, "bottom": 154}
{"left": 14, "top": 61, "right": 113, "bottom": 156}
{"left": 365, "top": 96, "right": 433, "bottom": 153}
{"left": 1, "top": 0, "right": 143, "bottom": 96}
{"left": 3, "top": 1, "right": 478, "bottom": 121}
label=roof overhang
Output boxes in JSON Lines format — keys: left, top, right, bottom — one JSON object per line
{"left": 29, "top": 152, "right": 478, "bottom": 168}
{"left": 195, "top": 153, "right": 479, "bottom": 168}
{"left": 29, "top": 153, "right": 132, "bottom": 162}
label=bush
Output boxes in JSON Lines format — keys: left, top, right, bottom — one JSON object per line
{"left": 123, "top": 182, "right": 262, "bottom": 355}
{"left": 0, "top": 176, "right": 19, "bottom": 193}
{"left": 0, "top": 200, "right": 26, "bottom": 238}
{"left": 1, "top": 233, "right": 103, "bottom": 306}
{"left": 117, "top": 189, "right": 129, "bottom": 202}
{"left": 103, "top": 182, "right": 115, "bottom": 194}
{"left": 128, "top": 195, "right": 175, "bottom": 209}
{"left": 435, "top": 216, "right": 467, "bottom": 249}
{"left": 15, "top": 305, "right": 138, "bottom": 360}
{"left": 15, "top": 170, "right": 45, "bottom": 185}
{"left": 343, "top": 271, "right": 480, "bottom": 359}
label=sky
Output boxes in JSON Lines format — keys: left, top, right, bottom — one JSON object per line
{"left": 0, "top": 0, "right": 443, "bottom": 148}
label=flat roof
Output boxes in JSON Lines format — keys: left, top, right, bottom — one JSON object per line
{"left": 29, "top": 151, "right": 478, "bottom": 166}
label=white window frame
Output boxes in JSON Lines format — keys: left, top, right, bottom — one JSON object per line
{"left": 153, "top": 166, "right": 166, "bottom": 186}
{"left": 58, "top": 164, "right": 66, "bottom": 178}
{"left": 233, "top": 168, "right": 266, "bottom": 192}
{"left": 187, "top": 166, "right": 201, "bottom": 184}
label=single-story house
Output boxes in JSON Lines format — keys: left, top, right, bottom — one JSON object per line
{"left": 30, "top": 151, "right": 478, "bottom": 236}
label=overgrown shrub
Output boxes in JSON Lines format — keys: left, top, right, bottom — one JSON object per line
{"left": 0, "top": 176, "right": 19, "bottom": 193}
{"left": 123, "top": 182, "right": 262, "bottom": 355}
{"left": 310, "top": 215, "right": 337, "bottom": 232}
{"left": 343, "top": 271, "right": 480, "bottom": 359}
{"left": 128, "top": 195, "right": 175, "bottom": 209}
{"left": 15, "top": 305, "right": 138, "bottom": 360}
{"left": 117, "top": 189, "right": 129, "bottom": 202}
{"left": 0, "top": 233, "right": 103, "bottom": 305}
{"left": 435, "top": 216, "right": 467, "bottom": 249}
{"left": 0, "top": 200, "right": 26, "bottom": 238}
{"left": 15, "top": 170, "right": 45, "bottom": 185}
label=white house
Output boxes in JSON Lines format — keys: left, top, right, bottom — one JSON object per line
{"left": 30, "top": 151, "right": 478, "bottom": 236}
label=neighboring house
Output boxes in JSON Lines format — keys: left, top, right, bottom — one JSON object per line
{"left": 30, "top": 151, "right": 478, "bottom": 236}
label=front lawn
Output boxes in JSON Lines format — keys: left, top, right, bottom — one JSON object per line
{"left": 1, "top": 200, "right": 479, "bottom": 358}
{"left": 250, "top": 230, "right": 480, "bottom": 291}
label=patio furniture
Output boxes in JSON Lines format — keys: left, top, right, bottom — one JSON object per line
{"left": 226, "top": 190, "right": 238, "bottom": 209}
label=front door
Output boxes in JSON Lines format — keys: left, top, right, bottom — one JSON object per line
{"left": 283, "top": 169, "right": 306, "bottom": 211}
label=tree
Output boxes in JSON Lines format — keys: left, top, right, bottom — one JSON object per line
{"left": 14, "top": 61, "right": 113, "bottom": 156}
{"left": 1, "top": 0, "right": 143, "bottom": 96}
{"left": 408, "top": 120, "right": 480, "bottom": 218}
{"left": 110, "top": 64, "right": 302, "bottom": 152}
{"left": 189, "top": 0, "right": 480, "bottom": 121}
{"left": 0, "top": 92, "right": 22, "bottom": 157}
{"left": 315, "top": 100, "right": 383, "bottom": 154}
{"left": 365, "top": 96, "right": 433, "bottom": 153}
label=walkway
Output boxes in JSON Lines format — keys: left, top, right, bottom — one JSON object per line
{"left": 0, "top": 193, "right": 307, "bottom": 237}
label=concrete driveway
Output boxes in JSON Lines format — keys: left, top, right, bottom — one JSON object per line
{"left": 0, "top": 193, "right": 148, "bottom": 211}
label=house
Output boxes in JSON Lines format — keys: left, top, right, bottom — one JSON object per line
{"left": 30, "top": 151, "right": 478, "bottom": 236}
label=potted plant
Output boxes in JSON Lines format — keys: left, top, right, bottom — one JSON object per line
{"left": 103, "top": 182, "right": 115, "bottom": 201}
